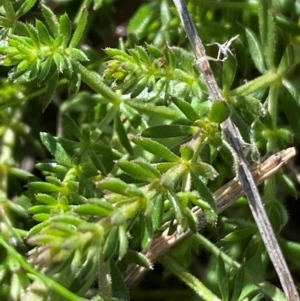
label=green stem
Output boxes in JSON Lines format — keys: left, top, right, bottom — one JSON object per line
{"left": 160, "top": 255, "right": 222, "bottom": 301}
{"left": 75, "top": 62, "right": 122, "bottom": 105}
{"left": 264, "top": 85, "right": 279, "bottom": 197}
{"left": 230, "top": 72, "right": 280, "bottom": 96}
{"left": 0, "top": 236, "right": 83, "bottom": 301}
{"left": 194, "top": 233, "right": 287, "bottom": 301}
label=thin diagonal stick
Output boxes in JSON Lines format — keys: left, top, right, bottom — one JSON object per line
{"left": 172, "top": 1, "right": 299, "bottom": 300}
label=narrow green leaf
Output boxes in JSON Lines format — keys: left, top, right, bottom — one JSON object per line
{"left": 132, "top": 137, "right": 180, "bottom": 162}
{"left": 151, "top": 193, "right": 164, "bottom": 230}
{"left": 27, "top": 233, "right": 62, "bottom": 245}
{"left": 42, "top": 71, "right": 59, "bottom": 112}
{"left": 25, "top": 23, "right": 40, "bottom": 49}
{"left": 99, "top": 178, "right": 143, "bottom": 197}
{"left": 17, "top": 59, "right": 32, "bottom": 72}
{"left": 38, "top": 59, "right": 54, "bottom": 83}
{"left": 92, "top": 144, "right": 122, "bottom": 159}
{"left": 36, "top": 162, "right": 68, "bottom": 174}
{"left": 68, "top": 71, "right": 81, "bottom": 95}
{"left": 231, "top": 108, "right": 251, "bottom": 143}
{"left": 183, "top": 208, "right": 197, "bottom": 233}
{"left": 280, "top": 86, "right": 300, "bottom": 142}
{"left": 117, "top": 160, "right": 160, "bottom": 182}
{"left": 278, "top": 44, "right": 295, "bottom": 75}
{"left": 190, "top": 162, "right": 218, "bottom": 181}
{"left": 281, "top": 239, "right": 300, "bottom": 262}
{"left": 141, "top": 216, "right": 153, "bottom": 250}
{"left": 74, "top": 204, "right": 112, "bottom": 216}
{"left": 40, "top": 132, "right": 71, "bottom": 164}
{"left": 16, "top": 0, "right": 38, "bottom": 18}
{"left": 36, "top": 19, "right": 52, "bottom": 45}
{"left": 127, "top": 4, "right": 155, "bottom": 40}
{"left": 167, "top": 48, "right": 176, "bottom": 70}
{"left": 103, "top": 226, "right": 119, "bottom": 261}
{"left": 168, "top": 191, "right": 184, "bottom": 225}
{"left": 147, "top": 75, "right": 156, "bottom": 93}
{"left": 118, "top": 225, "right": 128, "bottom": 260}
{"left": 35, "top": 194, "right": 57, "bottom": 205}
{"left": 59, "top": 13, "right": 72, "bottom": 46}
{"left": 275, "top": 15, "right": 300, "bottom": 35}
{"left": 126, "top": 100, "right": 181, "bottom": 120}
{"left": 245, "top": 28, "right": 265, "bottom": 74}
{"left": 222, "top": 52, "right": 237, "bottom": 91}
{"left": 147, "top": 44, "right": 164, "bottom": 58}
{"left": 121, "top": 103, "right": 141, "bottom": 129}
{"left": 127, "top": 48, "right": 141, "bottom": 66}
{"left": 279, "top": 174, "right": 297, "bottom": 198}
{"left": 121, "top": 75, "right": 140, "bottom": 95}
{"left": 87, "top": 198, "right": 113, "bottom": 210}
{"left": 53, "top": 52, "right": 65, "bottom": 73}
{"left": 222, "top": 228, "right": 256, "bottom": 242}
{"left": 130, "top": 76, "right": 148, "bottom": 98}
{"left": 2, "top": 0, "right": 16, "bottom": 19}
{"left": 51, "top": 214, "right": 84, "bottom": 226}
{"left": 7, "top": 68, "right": 28, "bottom": 82}
{"left": 231, "top": 263, "right": 245, "bottom": 301}
{"left": 63, "top": 115, "right": 82, "bottom": 139}
{"left": 10, "top": 36, "right": 34, "bottom": 54}
{"left": 105, "top": 48, "right": 133, "bottom": 62}
{"left": 94, "top": 0, "right": 104, "bottom": 10}
{"left": 62, "top": 55, "right": 73, "bottom": 78}
{"left": 70, "top": 8, "right": 88, "bottom": 48}
{"left": 66, "top": 48, "right": 89, "bottom": 62}
{"left": 41, "top": 5, "right": 59, "bottom": 37}
{"left": 33, "top": 213, "right": 51, "bottom": 221}
{"left": 136, "top": 46, "right": 151, "bottom": 65}
{"left": 191, "top": 173, "right": 217, "bottom": 222}
{"left": 141, "top": 124, "right": 198, "bottom": 138}
{"left": 46, "top": 176, "right": 63, "bottom": 187}
{"left": 267, "top": 198, "right": 288, "bottom": 232}
{"left": 28, "top": 60, "right": 39, "bottom": 80}
{"left": 110, "top": 260, "right": 130, "bottom": 301}
{"left": 114, "top": 114, "right": 133, "bottom": 154}
{"left": 194, "top": 100, "right": 211, "bottom": 118}
{"left": 27, "top": 205, "right": 52, "bottom": 214}
{"left": 124, "top": 250, "right": 152, "bottom": 269}
{"left": 89, "top": 151, "right": 106, "bottom": 175}
{"left": 217, "top": 255, "right": 229, "bottom": 301}
{"left": 27, "top": 181, "right": 60, "bottom": 192}
{"left": 172, "top": 97, "right": 199, "bottom": 122}
{"left": 180, "top": 144, "right": 194, "bottom": 161}
{"left": 160, "top": 0, "right": 172, "bottom": 28}
{"left": 27, "top": 222, "right": 47, "bottom": 237}
{"left": 258, "top": 1, "right": 276, "bottom": 69}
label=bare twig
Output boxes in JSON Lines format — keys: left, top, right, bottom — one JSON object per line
{"left": 125, "top": 147, "right": 296, "bottom": 289}
{"left": 171, "top": 1, "right": 299, "bottom": 300}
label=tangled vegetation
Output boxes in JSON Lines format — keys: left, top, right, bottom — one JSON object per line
{"left": 1, "top": 0, "right": 300, "bottom": 300}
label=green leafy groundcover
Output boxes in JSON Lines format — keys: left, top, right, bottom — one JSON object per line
{"left": 0, "top": 0, "right": 300, "bottom": 300}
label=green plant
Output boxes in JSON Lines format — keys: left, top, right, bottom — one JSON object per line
{"left": 0, "top": 0, "right": 300, "bottom": 300}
